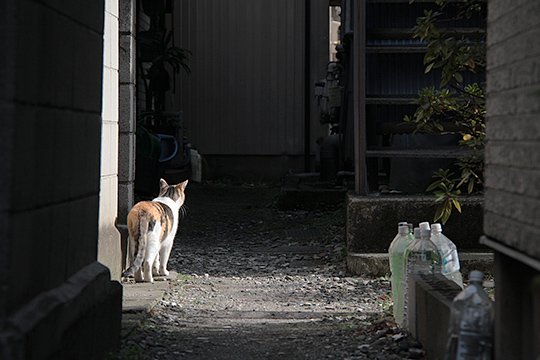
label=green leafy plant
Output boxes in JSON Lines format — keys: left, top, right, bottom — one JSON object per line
{"left": 139, "top": 30, "right": 191, "bottom": 112}
{"left": 426, "top": 169, "right": 462, "bottom": 224}
{"left": 405, "top": 0, "right": 486, "bottom": 223}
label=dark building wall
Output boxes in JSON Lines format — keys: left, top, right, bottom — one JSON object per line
{"left": 173, "top": 0, "right": 330, "bottom": 179}
{"left": 0, "top": 0, "right": 121, "bottom": 358}
{"left": 484, "top": 0, "right": 540, "bottom": 358}
{"left": 484, "top": 0, "right": 540, "bottom": 255}
{"left": 0, "top": 0, "right": 104, "bottom": 317}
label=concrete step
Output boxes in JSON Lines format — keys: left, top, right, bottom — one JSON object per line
{"left": 121, "top": 271, "right": 177, "bottom": 337}
{"left": 347, "top": 252, "right": 494, "bottom": 277}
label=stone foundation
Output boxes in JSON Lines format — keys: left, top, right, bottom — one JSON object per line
{"left": 346, "top": 194, "right": 484, "bottom": 253}
{"left": 346, "top": 252, "right": 494, "bottom": 277}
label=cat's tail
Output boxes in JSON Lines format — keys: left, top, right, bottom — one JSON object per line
{"left": 122, "top": 217, "right": 149, "bottom": 278}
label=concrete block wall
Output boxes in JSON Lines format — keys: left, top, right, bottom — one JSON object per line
{"left": 118, "top": 0, "right": 137, "bottom": 270}
{"left": 118, "top": 0, "right": 136, "bottom": 223}
{"left": 485, "top": 0, "right": 540, "bottom": 358}
{"left": 407, "top": 274, "right": 462, "bottom": 360}
{"left": 484, "top": 0, "right": 540, "bottom": 257}
{"left": 0, "top": 0, "right": 122, "bottom": 357}
{"left": 137, "top": 6, "right": 150, "bottom": 113}
{"left": 99, "top": 0, "right": 123, "bottom": 281}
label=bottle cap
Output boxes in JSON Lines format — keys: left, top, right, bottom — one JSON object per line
{"left": 431, "top": 223, "right": 442, "bottom": 233}
{"left": 413, "top": 227, "right": 421, "bottom": 239}
{"left": 420, "top": 228, "right": 431, "bottom": 239}
{"left": 398, "top": 222, "right": 408, "bottom": 226}
{"left": 398, "top": 225, "right": 409, "bottom": 235}
{"left": 469, "top": 270, "right": 484, "bottom": 282}
{"left": 419, "top": 222, "right": 431, "bottom": 231}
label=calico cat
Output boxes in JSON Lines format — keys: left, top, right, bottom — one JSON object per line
{"left": 122, "top": 179, "right": 188, "bottom": 282}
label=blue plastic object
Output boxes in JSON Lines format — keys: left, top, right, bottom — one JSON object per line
{"left": 155, "top": 134, "right": 178, "bottom": 163}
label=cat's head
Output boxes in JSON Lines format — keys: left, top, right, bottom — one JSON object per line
{"left": 158, "top": 178, "right": 188, "bottom": 206}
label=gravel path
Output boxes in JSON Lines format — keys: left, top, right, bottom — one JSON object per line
{"left": 118, "top": 183, "right": 425, "bottom": 360}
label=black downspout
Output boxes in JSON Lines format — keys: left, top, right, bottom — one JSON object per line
{"left": 304, "top": 0, "right": 311, "bottom": 172}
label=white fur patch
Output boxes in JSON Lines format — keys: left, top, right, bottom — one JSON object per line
{"left": 153, "top": 196, "right": 181, "bottom": 242}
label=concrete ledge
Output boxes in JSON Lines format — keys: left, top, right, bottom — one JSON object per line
{"left": 458, "top": 252, "right": 495, "bottom": 277}
{"left": 122, "top": 271, "right": 177, "bottom": 313}
{"left": 346, "top": 193, "right": 484, "bottom": 253}
{"left": 347, "top": 252, "right": 494, "bottom": 277}
{"left": 0, "top": 262, "right": 122, "bottom": 360}
{"left": 121, "top": 271, "right": 177, "bottom": 336}
{"left": 408, "top": 274, "right": 462, "bottom": 360}
{"left": 346, "top": 253, "right": 390, "bottom": 277}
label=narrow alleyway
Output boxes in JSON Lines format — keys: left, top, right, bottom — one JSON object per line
{"left": 119, "top": 183, "right": 425, "bottom": 359}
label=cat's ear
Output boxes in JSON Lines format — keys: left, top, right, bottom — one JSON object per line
{"left": 177, "top": 180, "right": 188, "bottom": 191}
{"left": 159, "top": 178, "right": 168, "bottom": 194}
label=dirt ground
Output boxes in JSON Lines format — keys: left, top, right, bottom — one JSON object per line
{"left": 117, "top": 182, "right": 425, "bottom": 360}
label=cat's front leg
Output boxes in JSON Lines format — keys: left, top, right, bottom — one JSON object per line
{"left": 143, "top": 260, "right": 154, "bottom": 283}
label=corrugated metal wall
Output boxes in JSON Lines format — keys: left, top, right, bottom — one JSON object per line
{"left": 173, "top": 0, "right": 326, "bottom": 157}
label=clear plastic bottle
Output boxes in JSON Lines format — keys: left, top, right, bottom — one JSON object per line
{"left": 406, "top": 228, "right": 442, "bottom": 275}
{"left": 446, "top": 271, "right": 494, "bottom": 360}
{"left": 419, "top": 221, "right": 431, "bottom": 232}
{"left": 431, "top": 223, "right": 463, "bottom": 288}
{"left": 388, "top": 223, "right": 414, "bottom": 327}
{"left": 407, "top": 222, "right": 414, "bottom": 233}
{"left": 402, "top": 227, "right": 442, "bottom": 328}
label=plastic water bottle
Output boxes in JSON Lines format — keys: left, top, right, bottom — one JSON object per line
{"left": 406, "top": 228, "right": 442, "bottom": 275}
{"left": 190, "top": 149, "right": 202, "bottom": 182}
{"left": 407, "top": 223, "right": 414, "bottom": 234}
{"left": 388, "top": 223, "right": 414, "bottom": 326}
{"left": 419, "top": 221, "right": 431, "bottom": 232}
{"left": 446, "top": 271, "right": 494, "bottom": 360}
{"left": 401, "top": 227, "right": 442, "bottom": 328}
{"left": 431, "top": 223, "right": 463, "bottom": 288}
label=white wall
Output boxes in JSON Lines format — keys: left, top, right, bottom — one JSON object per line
{"left": 99, "top": 0, "right": 122, "bottom": 280}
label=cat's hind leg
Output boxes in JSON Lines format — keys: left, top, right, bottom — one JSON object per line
{"left": 143, "top": 226, "right": 162, "bottom": 282}
{"left": 158, "top": 238, "right": 173, "bottom": 277}
{"left": 127, "top": 235, "right": 144, "bottom": 282}
{"left": 134, "top": 268, "right": 143, "bottom": 282}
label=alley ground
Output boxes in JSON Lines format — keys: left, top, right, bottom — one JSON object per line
{"left": 117, "top": 182, "right": 425, "bottom": 360}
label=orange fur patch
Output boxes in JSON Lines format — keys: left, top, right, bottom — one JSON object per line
{"left": 127, "top": 202, "right": 173, "bottom": 240}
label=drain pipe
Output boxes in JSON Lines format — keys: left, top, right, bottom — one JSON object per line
{"left": 304, "top": 0, "right": 311, "bottom": 172}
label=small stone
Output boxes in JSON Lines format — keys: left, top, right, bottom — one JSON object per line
{"left": 408, "top": 348, "right": 425, "bottom": 359}
{"left": 357, "top": 344, "right": 370, "bottom": 353}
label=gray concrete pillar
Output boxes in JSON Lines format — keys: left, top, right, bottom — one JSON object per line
{"left": 118, "top": 0, "right": 137, "bottom": 270}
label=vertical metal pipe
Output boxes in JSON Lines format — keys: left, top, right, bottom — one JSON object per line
{"left": 304, "top": 0, "right": 311, "bottom": 172}
{"left": 353, "top": 0, "right": 367, "bottom": 194}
